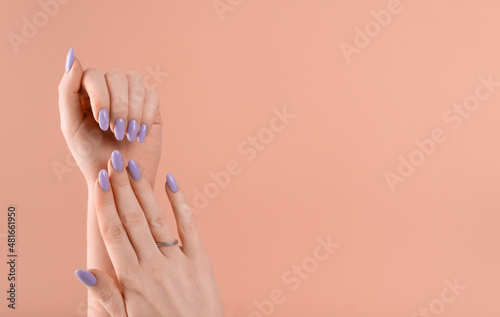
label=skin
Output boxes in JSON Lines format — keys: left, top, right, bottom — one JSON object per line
{"left": 89, "top": 159, "right": 224, "bottom": 317}
{"left": 58, "top": 55, "right": 224, "bottom": 316}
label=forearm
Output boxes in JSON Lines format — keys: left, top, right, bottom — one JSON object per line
{"left": 87, "top": 184, "right": 114, "bottom": 317}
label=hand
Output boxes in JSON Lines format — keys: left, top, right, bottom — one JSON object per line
{"left": 75, "top": 151, "right": 225, "bottom": 317}
{"left": 58, "top": 48, "right": 162, "bottom": 187}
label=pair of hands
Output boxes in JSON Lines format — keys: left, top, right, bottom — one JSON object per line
{"left": 58, "top": 48, "right": 224, "bottom": 316}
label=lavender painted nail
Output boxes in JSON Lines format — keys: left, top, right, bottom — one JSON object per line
{"left": 128, "top": 160, "right": 141, "bottom": 180}
{"left": 65, "top": 47, "right": 74, "bottom": 72}
{"left": 166, "top": 173, "right": 178, "bottom": 192}
{"left": 127, "top": 120, "right": 138, "bottom": 142}
{"left": 137, "top": 124, "right": 147, "bottom": 143}
{"left": 98, "top": 169, "right": 110, "bottom": 191}
{"left": 111, "top": 150, "right": 123, "bottom": 172}
{"left": 98, "top": 109, "right": 109, "bottom": 131}
{"left": 114, "top": 119, "right": 125, "bottom": 141}
{"left": 75, "top": 269, "right": 97, "bottom": 287}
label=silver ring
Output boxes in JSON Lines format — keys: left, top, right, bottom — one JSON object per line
{"left": 156, "top": 239, "right": 179, "bottom": 247}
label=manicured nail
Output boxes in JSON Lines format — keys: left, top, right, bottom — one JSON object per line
{"left": 75, "top": 269, "right": 97, "bottom": 287}
{"left": 127, "top": 120, "right": 138, "bottom": 142}
{"left": 166, "top": 173, "right": 178, "bottom": 192}
{"left": 98, "top": 109, "right": 109, "bottom": 131}
{"left": 65, "top": 47, "right": 74, "bottom": 72}
{"left": 114, "top": 119, "right": 125, "bottom": 141}
{"left": 128, "top": 160, "right": 141, "bottom": 180}
{"left": 111, "top": 150, "right": 123, "bottom": 172}
{"left": 137, "top": 124, "right": 147, "bottom": 143}
{"left": 98, "top": 169, "right": 110, "bottom": 191}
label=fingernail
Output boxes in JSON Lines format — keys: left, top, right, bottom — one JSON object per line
{"left": 114, "top": 119, "right": 125, "bottom": 141}
{"left": 75, "top": 269, "right": 97, "bottom": 287}
{"left": 137, "top": 124, "right": 147, "bottom": 143}
{"left": 127, "top": 160, "right": 141, "bottom": 180}
{"left": 111, "top": 150, "right": 123, "bottom": 172}
{"left": 127, "top": 120, "right": 138, "bottom": 142}
{"left": 166, "top": 173, "right": 178, "bottom": 192}
{"left": 98, "top": 109, "right": 109, "bottom": 131}
{"left": 98, "top": 169, "right": 110, "bottom": 191}
{"left": 65, "top": 47, "right": 74, "bottom": 72}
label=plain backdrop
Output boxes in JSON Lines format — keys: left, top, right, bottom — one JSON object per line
{"left": 1, "top": 0, "right": 499, "bottom": 316}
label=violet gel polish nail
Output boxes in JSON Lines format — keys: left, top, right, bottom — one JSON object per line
{"left": 128, "top": 160, "right": 141, "bottom": 180}
{"left": 98, "top": 109, "right": 109, "bottom": 131}
{"left": 137, "top": 124, "right": 147, "bottom": 143}
{"left": 166, "top": 173, "right": 178, "bottom": 192}
{"left": 65, "top": 47, "right": 74, "bottom": 72}
{"left": 114, "top": 119, "right": 125, "bottom": 141}
{"left": 98, "top": 169, "right": 110, "bottom": 191}
{"left": 111, "top": 150, "right": 123, "bottom": 172}
{"left": 127, "top": 120, "right": 138, "bottom": 142}
{"left": 75, "top": 270, "right": 97, "bottom": 287}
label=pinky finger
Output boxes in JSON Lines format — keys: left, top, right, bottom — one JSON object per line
{"left": 75, "top": 269, "right": 127, "bottom": 317}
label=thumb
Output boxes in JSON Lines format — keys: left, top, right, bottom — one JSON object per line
{"left": 58, "top": 47, "right": 85, "bottom": 139}
{"left": 75, "top": 269, "right": 126, "bottom": 317}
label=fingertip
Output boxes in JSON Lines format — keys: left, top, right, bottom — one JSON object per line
{"left": 98, "top": 169, "right": 110, "bottom": 191}
{"left": 75, "top": 269, "right": 97, "bottom": 287}
{"left": 166, "top": 173, "right": 178, "bottom": 193}
{"left": 65, "top": 47, "right": 74, "bottom": 72}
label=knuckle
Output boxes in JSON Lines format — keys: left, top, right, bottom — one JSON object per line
{"left": 96, "top": 288, "right": 113, "bottom": 305}
{"left": 123, "top": 211, "right": 143, "bottom": 226}
{"left": 181, "top": 221, "right": 197, "bottom": 234}
{"left": 103, "top": 224, "right": 125, "bottom": 240}
{"left": 96, "top": 199, "right": 115, "bottom": 211}
{"left": 118, "top": 271, "right": 140, "bottom": 289}
{"left": 148, "top": 215, "right": 167, "bottom": 228}
{"left": 177, "top": 204, "right": 192, "bottom": 217}
{"left": 129, "top": 85, "right": 145, "bottom": 102}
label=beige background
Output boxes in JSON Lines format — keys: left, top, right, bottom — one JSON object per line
{"left": 1, "top": 0, "right": 499, "bottom": 316}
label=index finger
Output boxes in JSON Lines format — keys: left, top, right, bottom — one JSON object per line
{"left": 94, "top": 170, "right": 138, "bottom": 273}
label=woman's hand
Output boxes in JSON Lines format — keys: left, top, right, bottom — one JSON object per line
{"left": 75, "top": 150, "right": 225, "bottom": 317}
{"left": 58, "top": 48, "right": 162, "bottom": 187}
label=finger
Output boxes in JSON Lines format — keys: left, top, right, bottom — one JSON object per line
{"left": 127, "top": 161, "right": 182, "bottom": 258}
{"left": 75, "top": 269, "right": 127, "bottom": 317}
{"left": 165, "top": 173, "right": 205, "bottom": 259}
{"left": 81, "top": 67, "right": 110, "bottom": 131}
{"left": 104, "top": 69, "right": 128, "bottom": 141}
{"left": 108, "top": 151, "right": 160, "bottom": 260}
{"left": 136, "top": 88, "right": 159, "bottom": 143}
{"left": 94, "top": 171, "right": 138, "bottom": 271}
{"left": 126, "top": 72, "right": 145, "bottom": 141}
{"left": 58, "top": 48, "right": 84, "bottom": 138}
